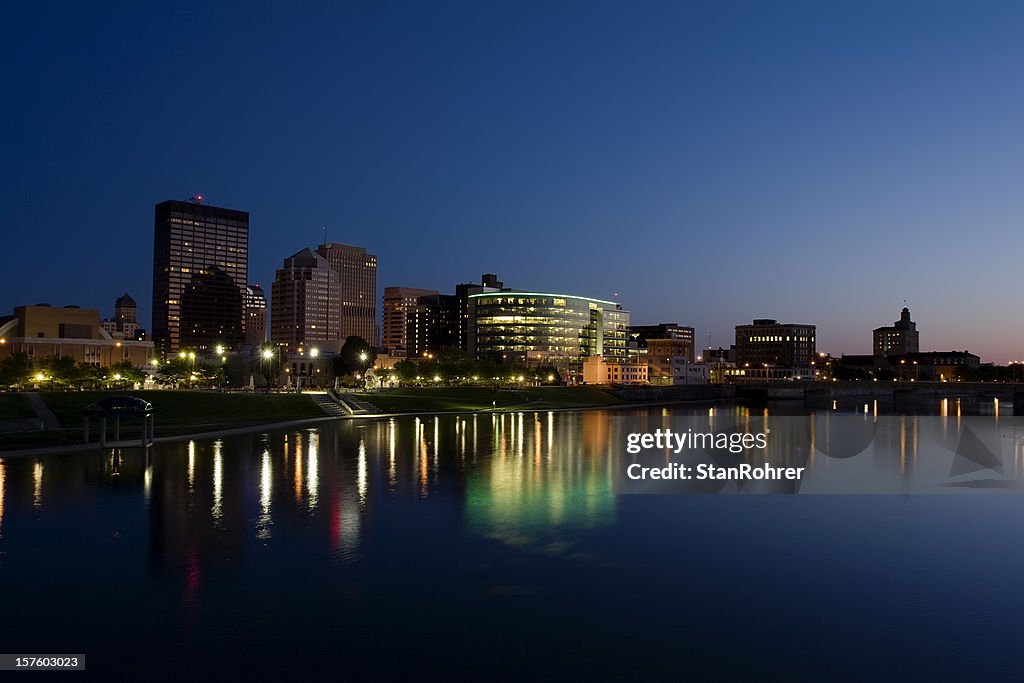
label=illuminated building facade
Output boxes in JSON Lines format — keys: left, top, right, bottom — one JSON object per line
{"left": 582, "top": 355, "right": 648, "bottom": 385}
{"left": 245, "top": 285, "right": 267, "bottom": 345}
{"left": 270, "top": 249, "right": 341, "bottom": 353}
{"left": 315, "top": 243, "right": 377, "bottom": 345}
{"left": 0, "top": 304, "right": 154, "bottom": 368}
{"left": 455, "top": 274, "right": 503, "bottom": 351}
{"left": 469, "top": 291, "right": 630, "bottom": 375}
{"left": 382, "top": 286, "right": 438, "bottom": 354}
{"left": 734, "top": 319, "right": 816, "bottom": 369}
{"left": 629, "top": 323, "right": 695, "bottom": 362}
{"left": 152, "top": 199, "right": 249, "bottom": 354}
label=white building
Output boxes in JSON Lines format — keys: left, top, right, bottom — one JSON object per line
{"left": 582, "top": 355, "right": 648, "bottom": 385}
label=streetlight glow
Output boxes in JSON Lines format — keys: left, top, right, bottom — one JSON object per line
{"left": 215, "top": 344, "right": 224, "bottom": 355}
{"left": 262, "top": 349, "right": 274, "bottom": 360}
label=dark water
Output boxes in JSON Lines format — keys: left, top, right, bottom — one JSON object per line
{"left": 1, "top": 403, "right": 1023, "bottom": 680}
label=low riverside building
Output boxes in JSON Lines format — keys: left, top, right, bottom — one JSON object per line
{"left": 0, "top": 304, "right": 155, "bottom": 367}
{"left": 722, "top": 366, "right": 815, "bottom": 383}
{"left": 734, "top": 319, "right": 816, "bottom": 370}
{"left": 889, "top": 351, "right": 981, "bottom": 381}
{"left": 582, "top": 355, "right": 648, "bottom": 385}
{"left": 629, "top": 323, "right": 695, "bottom": 362}
{"left": 648, "top": 355, "right": 709, "bottom": 385}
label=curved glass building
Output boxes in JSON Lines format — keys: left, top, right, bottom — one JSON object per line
{"left": 468, "top": 291, "right": 630, "bottom": 376}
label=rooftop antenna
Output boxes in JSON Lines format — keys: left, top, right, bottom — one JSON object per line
{"left": 322, "top": 225, "right": 327, "bottom": 248}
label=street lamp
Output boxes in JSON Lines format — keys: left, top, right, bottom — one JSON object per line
{"left": 261, "top": 346, "right": 275, "bottom": 390}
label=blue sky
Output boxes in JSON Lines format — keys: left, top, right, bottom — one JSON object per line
{"left": 2, "top": 1, "right": 1022, "bottom": 360}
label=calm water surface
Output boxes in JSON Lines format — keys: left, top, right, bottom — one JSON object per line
{"left": 1, "top": 402, "right": 1023, "bottom": 680}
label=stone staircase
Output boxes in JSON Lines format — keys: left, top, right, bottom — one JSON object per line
{"left": 329, "top": 390, "right": 380, "bottom": 415}
{"left": 310, "top": 392, "right": 346, "bottom": 417}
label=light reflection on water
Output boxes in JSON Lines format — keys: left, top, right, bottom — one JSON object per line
{"left": 0, "top": 400, "right": 1023, "bottom": 677}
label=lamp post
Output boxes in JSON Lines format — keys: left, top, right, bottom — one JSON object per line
{"left": 262, "top": 346, "right": 275, "bottom": 391}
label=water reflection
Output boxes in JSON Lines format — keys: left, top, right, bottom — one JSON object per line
{"left": 257, "top": 449, "right": 272, "bottom": 540}
{"left": 0, "top": 460, "right": 5, "bottom": 539}
{"left": 307, "top": 430, "right": 319, "bottom": 512}
{"left": 357, "top": 439, "right": 367, "bottom": 509}
{"left": 0, "top": 400, "right": 1021, "bottom": 599}
{"left": 211, "top": 440, "right": 223, "bottom": 524}
{"left": 187, "top": 441, "right": 195, "bottom": 495}
{"left": 32, "top": 461, "right": 42, "bottom": 509}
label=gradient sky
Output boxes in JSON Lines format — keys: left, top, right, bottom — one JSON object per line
{"left": 3, "top": 1, "right": 1023, "bottom": 361}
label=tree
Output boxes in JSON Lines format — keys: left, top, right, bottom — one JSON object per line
{"left": 393, "top": 360, "right": 418, "bottom": 384}
{"left": 335, "top": 336, "right": 376, "bottom": 375}
{"left": 34, "top": 355, "right": 80, "bottom": 389}
{"left": 108, "top": 361, "right": 147, "bottom": 387}
{"left": 77, "top": 363, "right": 106, "bottom": 390}
{"left": 0, "top": 352, "right": 32, "bottom": 388}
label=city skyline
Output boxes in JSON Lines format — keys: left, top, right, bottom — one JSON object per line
{"left": 4, "top": 2, "right": 1024, "bottom": 360}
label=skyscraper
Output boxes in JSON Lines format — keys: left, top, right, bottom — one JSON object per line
{"left": 245, "top": 285, "right": 267, "bottom": 345}
{"left": 455, "top": 274, "right": 504, "bottom": 352}
{"left": 382, "top": 286, "right": 438, "bottom": 353}
{"left": 152, "top": 199, "right": 249, "bottom": 354}
{"left": 315, "top": 242, "right": 377, "bottom": 346}
{"left": 407, "top": 294, "right": 459, "bottom": 359}
{"left": 101, "top": 293, "right": 143, "bottom": 340}
{"left": 270, "top": 248, "right": 340, "bottom": 353}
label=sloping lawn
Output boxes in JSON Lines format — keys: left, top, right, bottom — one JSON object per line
{"left": 0, "top": 394, "right": 34, "bottom": 419}
{"left": 366, "top": 386, "right": 622, "bottom": 413}
{"left": 42, "top": 391, "right": 324, "bottom": 432}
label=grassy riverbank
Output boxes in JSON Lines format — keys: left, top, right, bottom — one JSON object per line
{"left": 0, "top": 391, "right": 324, "bottom": 450}
{"left": 365, "top": 386, "right": 624, "bottom": 413}
{"left": 0, "top": 386, "right": 645, "bottom": 451}
{"left": 0, "top": 394, "right": 35, "bottom": 419}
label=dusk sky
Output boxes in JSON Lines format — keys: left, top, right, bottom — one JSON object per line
{"left": 3, "top": 1, "right": 1023, "bottom": 361}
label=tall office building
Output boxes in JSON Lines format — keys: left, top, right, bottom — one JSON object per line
{"left": 316, "top": 242, "right": 377, "bottom": 346}
{"left": 152, "top": 199, "right": 249, "bottom": 353}
{"left": 407, "top": 294, "right": 459, "bottom": 359}
{"left": 456, "top": 274, "right": 504, "bottom": 352}
{"left": 245, "top": 285, "right": 267, "bottom": 345}
{"left": 101, "top": 293, "right": 143, "bottom": 340}
{"left": 270, "top": 248, "right": 341, "bottom": 353}
{"left": 382, "top": 286, "right": 438, "bottom": 353}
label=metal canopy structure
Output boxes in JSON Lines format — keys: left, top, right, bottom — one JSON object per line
{"left": 83, "top": 395, "right": 155, "bottom": 447}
